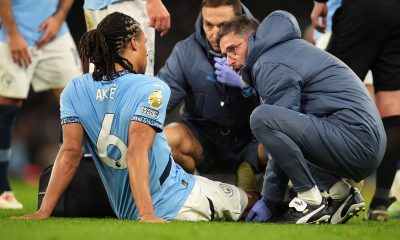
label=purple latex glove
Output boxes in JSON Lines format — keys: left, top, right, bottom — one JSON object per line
{"left": 245, "top": 198, "right": 272, "bottom": 222}
{"left": 214, "top": 57, "right": 243, "bottom": 89}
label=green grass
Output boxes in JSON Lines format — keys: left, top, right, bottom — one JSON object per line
{"left": 0, "top": 180, "right": 399, "bottom": 240}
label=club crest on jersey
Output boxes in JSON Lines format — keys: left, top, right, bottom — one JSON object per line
{"left": 148, "top": 90, "right": 162, "bottom": 109}
{"left": 219, "top": 183, "right": 234, "bottom": 197}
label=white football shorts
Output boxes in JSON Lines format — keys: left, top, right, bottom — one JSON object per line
{"left": 83, "top": 0, "right": 155, "bottom": 75}
{"left": 174, "top": 175, "right": 248, "bottom": 221}
{"left": 0, "top": 32, "right": 82, "bottom": 99}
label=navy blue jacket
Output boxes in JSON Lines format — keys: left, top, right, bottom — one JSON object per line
{"left": 242, "top": 11, "right": 385, "bottom": 158}
{"left": 157, "top": 5, "right": 258, "bottom": 134}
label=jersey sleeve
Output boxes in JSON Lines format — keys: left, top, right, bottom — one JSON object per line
{"left": 132, "top": 81, "right": 171, "bottom": 132}
{"left": 60, "top": 81, "right": 81, "bottom": 125}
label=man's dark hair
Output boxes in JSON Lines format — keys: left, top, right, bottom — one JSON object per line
{"left": 216, "top": 15, "right": 259, "bottom": 44}
{"left": 202, "top": 0, "right": 242, "bottom": 16}
{"left": 79, "top": 12, "right": 142, "bottom": 80}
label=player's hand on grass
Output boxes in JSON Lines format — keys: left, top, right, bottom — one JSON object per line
{"left": 245, "top": 198, "right": 272, "bottom": 222}
{"left": 214, "top": 57, "right": 243, "bottom": 89}
{"left": 140, "top": 215, "right": 169, "bottom": 223}
{"left": 36, "top": 14, "right": 64, "bottom": 49}
{"left": 11, "top": 210, "right": 50, "bottom": 220}
{"left": 8, "top": 33, "right": 31, "bottom": 68}
{"left": 147, "top": 0, "right": 170, "bottom": 37}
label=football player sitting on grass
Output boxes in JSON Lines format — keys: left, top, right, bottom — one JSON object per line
{"left": 12, "top": 12, "right": 260, "bottom": 222}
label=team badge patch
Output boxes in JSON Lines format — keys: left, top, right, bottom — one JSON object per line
{"left": 219, "top": 183, "right": 234, "bottom": 197}
{"left": 148, "top": 90, "right": 162, "bottom": 109}
{"left": 141, "top": 106, "right": 159, "bottom": 118}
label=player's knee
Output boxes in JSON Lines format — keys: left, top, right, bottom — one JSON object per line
{"left": 165, "top": 123, "right": 187, "bottom": 151}
{"left": 173, "top": 153, "right": 196, "bottom": 173}
{"left": 165, "top": 123, "right": 203, "bottom": 168}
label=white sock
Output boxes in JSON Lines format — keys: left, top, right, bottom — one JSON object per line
{"left": 298, "top": 186, "right": 322, "bottom": 205}
{"left": 329, "top": 179, "right": 351, "bottom": 200}
{"left": 320, "top": 191, "right": 329, "bottom": 198}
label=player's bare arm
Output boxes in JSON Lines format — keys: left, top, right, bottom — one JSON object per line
{"left": 12, "top": 123, "right": 83, "bottom": 219}
{"left": 36, "top": 0, "right": 74, "bottom": 48}
{"left": 127, "top": 121, "right": 167, "bottom": 223}
{"left": 146, "top": 0, "right": 170, "bottom": 37}
{"left": 0, "top": 0, "right": 31, "bottom": 68}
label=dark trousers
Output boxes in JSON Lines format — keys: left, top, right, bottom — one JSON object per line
{"left": 250, "top": 104, "right": 385, "bottom": 202}
{"left": 327, "top": 0, "right": 400, "bottom": 91}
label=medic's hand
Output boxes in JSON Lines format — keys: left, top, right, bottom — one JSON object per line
{"left": 214, "top": 57, "right": 243, "bottom": 89}
{"left": 244, "top": 198, "right": 272, "bottom": 222}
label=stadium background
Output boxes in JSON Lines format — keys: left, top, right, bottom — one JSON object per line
{"left": 10, "top": 0, "right": 314, "bottom": 181}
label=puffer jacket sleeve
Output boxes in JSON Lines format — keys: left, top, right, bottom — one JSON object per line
{"left": 253, "top": 62, "right": 303, "bottom": 112}
{"left": 157, "top": 43, "right": 189, "bottom": 113}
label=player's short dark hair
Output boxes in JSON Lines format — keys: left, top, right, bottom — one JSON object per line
{"left": 202, "top": 0, "right": 242, "bottom": 16}
{"left": 79, "top": 12, "right": 142, "bottom": 81}
{"left": 216, "top": 15, "right": 259, "bottom": 44}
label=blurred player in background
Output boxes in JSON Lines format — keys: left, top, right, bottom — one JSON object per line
{"left": 12, "top": 12, "right": 259, "bottom": 222}
{"left": 0, "top": 0, "right": 82, "bottom": 209}
{"left": 311, "top": 0, "right": 400, "bottom": 221}
{"left": 83, "top": 0, "right": 170, "bottom": 75}
{"left": 310, "top": 0, "right": 374, "bottom": 99}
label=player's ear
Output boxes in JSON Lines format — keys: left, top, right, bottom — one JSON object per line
{"left": 129, "top": 37, "right": 138, "bottom": 52}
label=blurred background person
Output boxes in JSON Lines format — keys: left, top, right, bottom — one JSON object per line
{"left": 82, "top": 0, "right": 170, "bottom": 75}
{"left": 0, "top": 0, "right": 82, "bottom": 209}
{"left": 310, "top": 0, "right": 374, "bottom": 99}
{"left": 311, "top": 0, "right": 400, "bottom": 221}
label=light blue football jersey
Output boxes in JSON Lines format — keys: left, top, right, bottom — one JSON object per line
{"left": 83, "top": 0, "right": 124, "bottom": 10}
{"left": 60, "top": 71, "right": 195, "bottom": 220}
{"left": 0, "top": 0, "right": 68, "bottom": 46}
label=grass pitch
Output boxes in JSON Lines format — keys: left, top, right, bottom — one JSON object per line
{"left": 0, "top": 180, "right": 399, "bottom": 240}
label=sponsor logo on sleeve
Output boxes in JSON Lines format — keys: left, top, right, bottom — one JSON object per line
{"left": 61, "top": 116, "right": 80, "bottom": 125}
{"left": 132, "top": 115, "right": 162, "bottom": 130}
{"left": 141, "top": 106, "right": 159, "bottom": 118}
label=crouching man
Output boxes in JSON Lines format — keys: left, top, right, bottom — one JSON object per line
{"left": 217, "top": 11, "right": 386, "bottom": 224}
